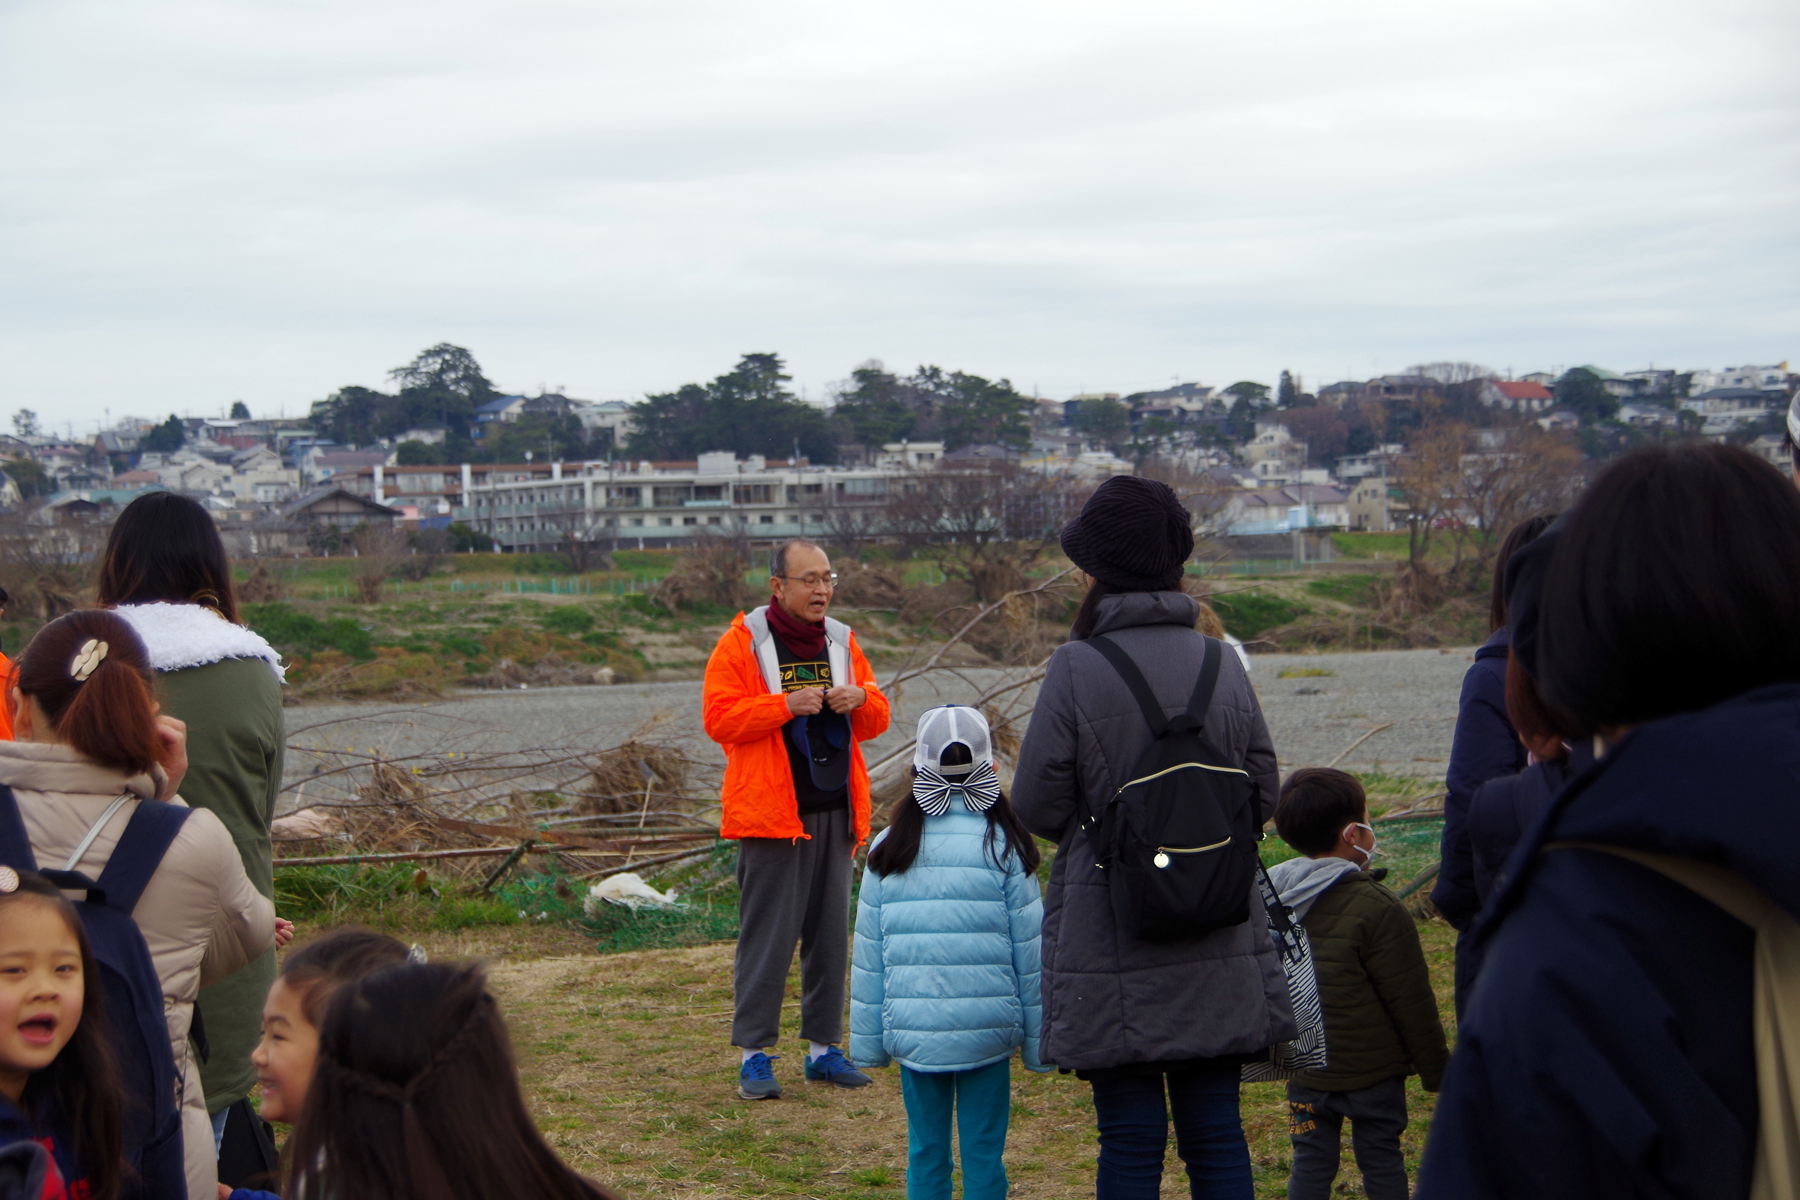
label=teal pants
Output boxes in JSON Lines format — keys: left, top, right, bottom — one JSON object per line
{"left": 899, "top": 1059, "right": 1011, "bottom": 1200}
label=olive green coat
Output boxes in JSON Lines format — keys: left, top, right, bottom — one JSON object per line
{"left": 1294, "top": 871, "right": 1449, "bottom": 1093}
{"left": 156, "top": 657, "right": 284, "bottom": 1112}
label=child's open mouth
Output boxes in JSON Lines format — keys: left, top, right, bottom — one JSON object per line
{"left": 17, "top": 1015, "right": 57, "bottom": 1047}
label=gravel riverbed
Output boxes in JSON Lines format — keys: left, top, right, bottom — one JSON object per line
{"left": 281, "top": 646, "right": 1479, "bottom": 811}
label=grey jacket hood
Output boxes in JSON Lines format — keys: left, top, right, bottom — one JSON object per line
{"left": 1087, "top": 589, "right": 1202, "bottom": 638}
{"left": 1268, "top": 856, "right": 1360, "bottom": 921}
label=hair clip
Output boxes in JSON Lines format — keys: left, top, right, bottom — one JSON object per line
{"left": 71, "top": 640, "right": 108, "bottom": 682}
{"left": 407, "top": 944, "right": 428, "bottom": 964}
{"left": 0, "top": 866, "right": 18, "bottom": 894}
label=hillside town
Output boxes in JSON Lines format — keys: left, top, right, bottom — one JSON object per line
{"left": 18, "top": 355, "right": 1795, "bottom": 558}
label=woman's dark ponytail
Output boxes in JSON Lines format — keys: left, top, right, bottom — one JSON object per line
{"left": 16, "top": 611, "right": 161, "bottom": 776}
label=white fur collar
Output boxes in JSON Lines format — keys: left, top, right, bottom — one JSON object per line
{"left": 112, "top": 602, "right": 286, "bottom": 682}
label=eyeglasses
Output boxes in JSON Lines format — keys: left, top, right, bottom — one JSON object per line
{"left": 777, "top": 573, "right": 838, "bottom": 590}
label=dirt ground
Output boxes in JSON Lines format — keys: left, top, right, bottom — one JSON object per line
{"left": 418, "top": 916, "right": 1458, "bottom": 1200}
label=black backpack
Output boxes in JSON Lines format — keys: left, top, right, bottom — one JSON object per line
{"left": 1078, "top": 634, "right": 1260, "bottom": 941}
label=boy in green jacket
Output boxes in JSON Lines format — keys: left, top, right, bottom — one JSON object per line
{"left": 1269, "top": 768, "right": 1449, "bottom": 1200}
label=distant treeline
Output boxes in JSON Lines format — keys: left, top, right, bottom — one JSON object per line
{"left": 308, "top": 346, "right": 1041, "bottom": 465}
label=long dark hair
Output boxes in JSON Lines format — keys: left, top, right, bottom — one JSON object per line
{"left": 287, "top": 962, "right": 616, "bottom": 1200}
{"left": 1069, "top": 577, "right": 1115, "bottom": 641}
{"left": 16, "top": 611, "right": 162, "bottom": 776}
{"left": 1537, "top": 442, "right": 1800, "bottom": 733}
{"left": 95, "top": 492, "right": 241, "bottom": 623}
{"left": 1489, "top": 513, "right": 1556, "bottom": 632}
{"left": 2, "top": 873, "right": 124, "bottom": 1200}
{"left": 868, "top": 786, "right": 1041, "bottom": 878}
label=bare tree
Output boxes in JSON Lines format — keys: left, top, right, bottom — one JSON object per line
{"left": 538, "top": 509, "right": 615, "bottom": 574}
{"left": 1393, "top": 419, "right": 1584, "bottom": 607}
{"left": 882, "top": 460, "right": 1083, "bottom": 601}
{"left": 350, "top": 525, "right": 407, "bottom": 604}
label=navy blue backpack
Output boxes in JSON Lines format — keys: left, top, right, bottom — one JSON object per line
{"left": 0, "top": 785, "right": 190, "bottom": 1200}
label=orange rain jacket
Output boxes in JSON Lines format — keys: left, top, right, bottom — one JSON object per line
{"left": 704, "top": 608, "right": 890, "bottom": 846}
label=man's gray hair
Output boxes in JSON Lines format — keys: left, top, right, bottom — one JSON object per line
{"left": 770, "top": 539, "right": 825, "bottom": 580}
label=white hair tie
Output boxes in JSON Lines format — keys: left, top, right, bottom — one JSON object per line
{"left": 71, "top": 639, "right": 109, "bottom": 682}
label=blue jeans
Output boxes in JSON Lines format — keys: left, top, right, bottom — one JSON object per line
{"left": 1089, "top": 1062, "right": 1252, "bottom": 1200}
{"left": 899, "top": 1059, "right": 1011, "bottom": 1200}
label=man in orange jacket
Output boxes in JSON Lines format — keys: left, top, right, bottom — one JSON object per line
{"left": 704, "top": 539, "right": 890, "bottom": 1100}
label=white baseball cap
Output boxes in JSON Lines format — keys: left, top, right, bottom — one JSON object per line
{"left": 913, "top": 705, "right": 993, "bottom": 779}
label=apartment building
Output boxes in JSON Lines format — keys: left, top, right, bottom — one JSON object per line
{"left": 452, "top": 444, "right": 952, "bottom": 552}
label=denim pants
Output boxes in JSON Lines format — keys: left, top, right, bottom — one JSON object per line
{"left": 1088, "top": 1061, "right": 1252, "bottom": 1200}
{"left": 1285, "top": 1076, "right": 1409, "bottom": 1200}
{"left": 899, "top": 1059, "right": 1011, "bottom": 1200}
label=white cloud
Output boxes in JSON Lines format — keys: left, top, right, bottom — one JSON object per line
{"left": 1, "top": 0, "right": 1794, "bottom": 431}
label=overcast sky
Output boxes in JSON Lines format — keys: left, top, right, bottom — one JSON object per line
{"left": 2, "top": 0, "right": 1795, "bottom": 434}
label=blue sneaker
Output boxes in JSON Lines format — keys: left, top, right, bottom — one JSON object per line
{"left": 738, "top": 1052, "right": 782, "bottom": 1100}
{"left": 804, "top": 1046, "right": 871, "bottom": 1088}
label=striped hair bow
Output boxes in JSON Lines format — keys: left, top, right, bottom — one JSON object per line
{"left": 912, "top": 760, "right": 1001, "bottom": 816}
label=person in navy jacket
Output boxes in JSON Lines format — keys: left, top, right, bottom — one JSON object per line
{"left": 1418, "top": 443, "right": 1800, "bottom": 1199}
{"left": 1431, "top": 514, "right": 1552, "bottom": 1016}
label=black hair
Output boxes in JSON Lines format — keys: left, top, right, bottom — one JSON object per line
{"left": 1069, "top": 577, "right": 1115, "bottom": 641}
{"left": 95, "top": 492, "right": 241, "bottom": 623}
{"left": 1489, "top": 514, "right": 1556, "bottom": 632}
{"left": 868, "top": 785, "right": 1041, "bottom": 878}
{"left": 1536, "top": 442, "right": 1800, "bottom": 733}
{"left": 769, "top": 539, "right": 824, "bottom": 580}
{"left": 0, "top": 585, "right": 10, "bottom": 607}
{"left": 1273, "top": 768, "right": 1368, "bottom": 856}
{"left": 0, "top": 872, "right": 125, "bottom": 1200}
{"left": 289, "top": 962, "right": 614, "bottom": 1200}
{"left": 280, "top": 928, "right": 411, "bottom": 1026}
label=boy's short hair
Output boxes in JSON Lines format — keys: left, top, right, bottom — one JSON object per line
{"left": 280, "top": 927, "right": 410, "bottom": 1025}
{"left": 1274, "top": 768, "right": 1368, "bottom": 856}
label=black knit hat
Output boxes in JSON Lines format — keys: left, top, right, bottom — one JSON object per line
{"left": 1060, "top": 476, "right": 1195, "bottom": 591}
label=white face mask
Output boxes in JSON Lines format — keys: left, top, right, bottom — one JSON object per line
{"left": 1343, "top": 822, "right": 1378, "bottom": 865}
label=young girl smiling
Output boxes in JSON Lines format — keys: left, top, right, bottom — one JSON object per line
{"left": 0, "top": 868, "right": 126, "bottom": 1200}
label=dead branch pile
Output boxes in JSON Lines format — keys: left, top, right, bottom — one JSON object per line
{"left": 238, "top": 562, "right": 287, "bottom": 604}
{"left": 575, "top": 741, "right": 693, "bottom": 815}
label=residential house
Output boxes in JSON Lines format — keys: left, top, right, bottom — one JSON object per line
{"left": 471, "top": 395, "right": 529, "bottom": 438}
{"left": 872, "top": 442, "right": 945, "bottom": 470}
{"left": 1347, "top": 478, "right": 1403, "bottom": 532}
{"left": 281, "top": 487, "right": 401, "bottom": 530}
{"left": 1566, "top": 366, "right": 1634, "bottom": 399}
{"left": 1243, "top": 420, "right": 1308, "bottom": 485}
{"left": 572, "top": 400, "right": 636, "bottom": 446}
{"left": 1688, "top": 364, "right": 1790, "bottom": 395}
{"left": 1747, "top": 434, "right": 1790, "bottom": 470}
{"left": 229, "top": 445, "right": 300, "bottom": 503}
{"left": 1479, "top": 380, "right": 1555, "bottom": 413}
{"left": 1333, "top": 445, "right": 1406, "bottom": 485}
{"left": 1519, "top": 371, "right": 1558, "bottom": 388}
{"left": 1680, "top": 388, "right": 1779, "bottom": 434}
{"left": 1615, "top": 403, "right": 1683, "bottom": 428}
{"left": 302, "top": 448, "right": 390, "bottom": 487}
{"left": 1537, "top": 411, "right": 1582, "bottom": 433}
{"left": 1222, "top": 485, "right": 1349, "bottom": 536}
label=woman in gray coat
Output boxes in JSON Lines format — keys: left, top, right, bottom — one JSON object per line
{"left": 1013, "top": 476, "right": 1293, "bottom": 1200}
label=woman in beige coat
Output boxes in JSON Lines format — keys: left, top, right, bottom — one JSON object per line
{"left": 2, "top": 609, "right": 280, "bottom": 1200}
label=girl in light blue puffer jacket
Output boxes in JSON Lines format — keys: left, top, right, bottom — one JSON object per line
{"left": 850, "top": 705, "right": 1048, "bottom": 1200}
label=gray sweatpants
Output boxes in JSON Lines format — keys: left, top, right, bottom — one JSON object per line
{"left": 731, "top": 807, "right": 854, "bottom": 1050}
{"left": 1285, "top": 1076, "right": 1410, "bottom": 1200}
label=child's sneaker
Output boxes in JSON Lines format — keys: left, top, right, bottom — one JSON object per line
{"left": 738, "top": 1052, "right": 782, "bottom": 1100}
{"left": 804, "top": 1046, "right": 871, "bottom": 1088}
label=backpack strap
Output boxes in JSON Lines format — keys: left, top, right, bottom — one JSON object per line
{"left": 95, "top": 799, "right": 191, "bottom": 917}
{"left": 1086, "top": 635, "right": 1174, "bottom": 737}
{"left": 1176, "top": 637, "right": 1225, "bottom": 733}
{"left": 1087, "top": 634, "right": 1222, "bottom": 737}
{"left": 0, "top": 785, "right": 38, "bottom": 873}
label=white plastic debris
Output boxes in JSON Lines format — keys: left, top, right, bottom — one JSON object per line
{"left": 584, "top": 873, "right": 681, "bottom": 916}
